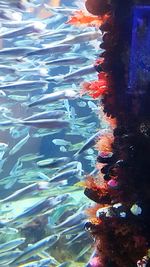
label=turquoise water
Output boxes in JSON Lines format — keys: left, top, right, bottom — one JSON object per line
{"left": 0, "top": 0, "right": 102, "bottom": 266}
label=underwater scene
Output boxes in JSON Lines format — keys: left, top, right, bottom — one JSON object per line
{"left": 0, "top": 0, "right": 106, "bottom": 266}
{"left": 0, "top": 0, "right": 150, "bottom": 267}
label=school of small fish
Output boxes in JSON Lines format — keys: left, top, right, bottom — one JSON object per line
{"left": 0, "top": 0, "right": 104, "bottom": 266}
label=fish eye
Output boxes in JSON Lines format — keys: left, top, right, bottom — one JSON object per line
{"left": 84, "top": 221, "right": 92, "bottom": 231}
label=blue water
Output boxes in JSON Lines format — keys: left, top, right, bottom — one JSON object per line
{"left": 0, "top": 0, "right": 102, "bottom": 266}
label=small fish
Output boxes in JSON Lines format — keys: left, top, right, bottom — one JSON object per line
{"left": 76, "top": 244, "right": 91, "bottom": 261}
{"left": 66, "top": 231, "right": 88, "bottom": 246}
{"left": 0, "top": 47, "right": 37, "bottom": 57}
{"left": 37, "top": 157, "right": 70, "bottom": 169}
{"left": 16, "top": 67, "right": 48, "bottom": 76}
{"left": 10, "top": 126, "right": 29, "bottom": 139}
{"left": 21, "top": 119, "right": 69, "bottom": 129}
{"left": 45, "top": 56, "right": 88, "bottom": 66}
{"left": 44, "top": 4, "right": 77, "bottom": 15}
{"left": 47, "top": 65, "right": 95, "bottom": 82}
{"left": 77, "top": 101, "right": 87, "bottom": 107}
{"left": 0, "top": 22, "right": 45, "bottom": 39}
{"left": 0, "top": 9, "right": 22, "bottom": 20}
{"left": 28, "top": 90, "right": 77, "bottom": 107}
{"left": 68, "top": 141, "right": 85, "bottom": 152}
{"left": 74, "top": 130, "right": 108, "bottom": 158}
{"left": 20, "top": 153, "right": 44, "bottom": 162}
{"left": 17, "top": 257, "right": 58, "bottom": 267}
{"left": 63, "top": 64, "right": 96, "bottom": 80}
{"left": 52, "top": 138, "right": 71, "bottom": 146}
{"left": 57, "top": 221, "right": 86, "bottom": 236}
{"left": 23, "top": 110, "right": 65, "bottom": 121}
{"left": 0, "top": 142, "right": 8, "bottom": 160}
{"left": 0, "top": 250, "right": 22, "bottom": 265}
{"left": 57, "top": 31, "right": 101, "bottom": 45}
{"left": 11, "top": 235, "right": 59, "bottom": 265}
{"left": 12, "top": 194, "right": 69, "bottom": 221}
{"left": 48, "top": 203, "right": 75, "bottom": 225}
{"left": 57, "top": 262, "right": 72, "bottom": 267}
{"left": 0, "top": 119, "right": 69, "bottom": 129}
{"left": 49, "top": 169, "right": 80, "bottom": 183}
{"left": 87, "top": 100, "right": 98, "bottom": 112}
{"left": 9, "top": 133, "right": 30, "bottom": 155}
{"left": 8, "top": 94, "right": 30, "bottom": 102}
{"left": 0, "top": 238, "right": 25, "bottom": 253}
{"left": 0, "top": 90, "right": 6, "bottom": 97}
{"left": 60, "top": 146, "right": 67, "bottom": 152}
{"left": 26, "top": 44, "right": 72, "bottom": 57}
{"left": 52, "top": 209, "right": 86, "bottom": 230}
{"left": 0, "top": 182, "right": 49, "bottom": 203}
{"left": 0, "top": 80, "right": 48, "bottom": 91}
{"left": 0, "top": 142, "right": 8, "bottom": 151}
{"left": 57, "top": 161, "right": 79, "bottom": 173}
{"left": 0, "top": 65, "right": 16, "bottom": 74}
{"left": 1, "top": 20, "right": 34, "bottom": 28}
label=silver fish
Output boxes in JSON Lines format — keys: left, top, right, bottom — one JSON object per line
{"left": 23, "top": 110, "right": 65, "bottom": 121}
{"left": 0, "top": 119, "right": 69, "bottom": 129}
{"left": 63, "top": 64, "right": 96, "bottom": 80}
{"left": 26, "top": 44, "right": 72, "bottom": 57}
{"left": 49, "top": 169, "right": 79, "bottom": 183}
{"left": 0, "top": 238, "right": 25, "bottom": 253}
{"left": 74, "top": 130, "right": 107, "bottom": 158}
{"left": 46, "top": 65, "right": 95, "bottom": 82}
{"left": 0, "top": 182, "right": 49, "bottom": 203}
{"left": 45, "top": 56, "right": 88, "bottom": 66}
{"left": 16, "top": 257, "right": 58, "bottom": 267}
{"left": 57, "top": 161, "right": 80, "bottom": 173}
{"left": 0, "top": 9, "right": 22, "bottom": 21}
{"left": 0, "top": 142, "right": 8, "bottom": 160}
{"left": 28, "top": 90, "right": 77, "bottom": 107}
{"left": 0, "top": 250, "right": 22, "bottom": 265}
{"left": 58, "top": 31, "right": 101, "bottom": 45}
{"left": 88, "top": 100, "right": 99, "bottom": 112}
{"left": 76, "top": 243, "right": 91, "bottom": 261}
{"left": 21, "top": 119, "right": 70, "bottom": 129}
{"left": 37, "top": 157, "right": 70, "bottom": 169}
{"left": 52, "top": 138, "right": 71, "bottom": 146}
{"left": 9, "top": 133, "right": 30, "bottom": 155}
{"left": 66, "top": 231, "right": 88, "bottom": 246}
{"left": 1, "top": 20, "right": 35, "bottom": 28}
{"left": 0, "top": 80, "right": 48, "bottom": 91}
{"left": 11, "top": 235, "right": 59, "bottom": 265}
{"left": 0, "top": 47, "right": 37, "bottom": 57}
{"left": 12, "top": 194, "right": 69, "bottom": 221}
{"left": 0, "top": 22, "right": 45, "bottom": 39}
{"left": 44, "top": 4, "right": 77, "bottom": 15}
{"left": 52, "top": 210, "right": 86, "bottom": 230}
{"left": 57, "top": 263, "right": 72, "bottom": 267}
{"left": 0, "top": 65, "right": 16, "bottom": 74}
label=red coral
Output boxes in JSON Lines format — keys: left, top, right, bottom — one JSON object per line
{"left": 85, "top": 175, "right": 107, "bottom": 193}
{"left": 66, "top": 10, "right": 110, "bottom": 27}
{"left": 95, "top": 133, "right": 114, "bottom": 153}
{"left": 81, "top": 72, "right": 111, "bottom": 98}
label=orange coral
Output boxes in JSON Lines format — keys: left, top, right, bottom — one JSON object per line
{"left": 103, "top": 114, "right": 117, "bottom": 129}
{"left": 66, "top": 10, "right": 110, "bottom": 27}
{"left": 85, "top": 176, "right": 109, "bottom": 198}
{"left": 81, "top": 72, "right": 110, "bottom": 99}
{"left": 86, "top": 204, "right": 102, "bottom": 217}
{"left": 95, "top": 133, "right": 114, "bottom": 153}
